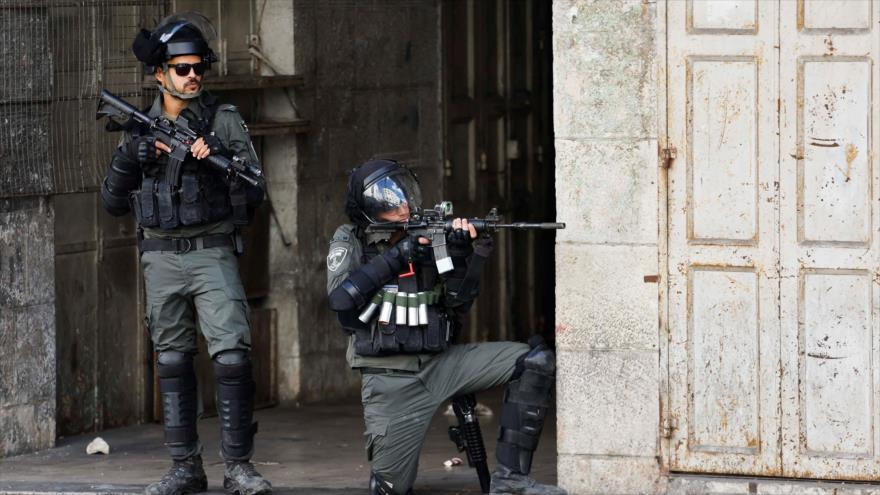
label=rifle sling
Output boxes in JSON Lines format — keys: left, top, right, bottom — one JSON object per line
{"left": 454, "top": 251, "right": 487, "bottom": 299}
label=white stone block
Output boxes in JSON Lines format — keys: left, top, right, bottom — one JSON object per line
{"left": 555, "top": 138, "right": 658, "bottom": 245}
{"left": 557, "top": 350, "right": 658, "bottom": 456}
{"left": 552, "top": 0, "right": 658, "bottom": 139}
{"left": 558, "top": 453, "right": 663, "bottom": 495}
{"left": 555, "top": 244, "right": 658, "bottom": 351}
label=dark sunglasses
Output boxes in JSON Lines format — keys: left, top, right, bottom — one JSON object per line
{"left": 166, "top": 62, "right": 208, "bottom": 77}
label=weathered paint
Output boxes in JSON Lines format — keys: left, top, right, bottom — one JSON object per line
{"left": 779, "top": 0, "right": 880, "bottom": 480}
{"left": 666, "top": 0, "right": 781, "bottom": 477}
{"left": 666, "top": 0, "right": 880, "bottom": 482}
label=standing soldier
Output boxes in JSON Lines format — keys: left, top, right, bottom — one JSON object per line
{"left": 327, "top": 159, "right": 566, "bottom": 495}
{"left": 100, "top": 13, "right": 271, "bottom": 495}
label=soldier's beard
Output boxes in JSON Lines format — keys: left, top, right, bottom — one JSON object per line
{"left": 182, "top": 79, "right": 201, "bottom": 92}
{"left": 160, "top": 77, "right": 202, "bottom": 100}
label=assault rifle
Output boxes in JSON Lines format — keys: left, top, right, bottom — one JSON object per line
{"left": 448, "top": 394, "right": 491, "bottom": 494}
{"left": 365, "top": 201, "right": 566, "bottom": 274}
{"left": 95, "top": 89, "right": 264, "bottom": 188}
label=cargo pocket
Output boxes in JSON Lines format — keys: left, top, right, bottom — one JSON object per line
{"left": 143, "top": 302, "right": 154, "bottom": 334}
{"left": 361, "top": 376, "right": 387, "bottom": 462}
{"left": 221, "top": 284, "right": 251, "bottom": 328}
{"left": 143, "top": 300, "right": 164, "bottom": 346}
{"left": 363, "top": 419, "right": 388, "bottom": 462}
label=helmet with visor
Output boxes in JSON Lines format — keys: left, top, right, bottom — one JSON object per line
{"left": 346, "top": 160, "right": 422, "bottom": 226}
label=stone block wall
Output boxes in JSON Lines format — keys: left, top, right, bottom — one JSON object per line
{"left": 552, "top": 1, "right": 662, "bottom": 493}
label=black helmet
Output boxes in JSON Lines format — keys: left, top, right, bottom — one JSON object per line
{"left": 132, "top": 12, "right": 218, "bottom": 73}
{"left": 345, "top": 159, "right": 422, "bottom": 226}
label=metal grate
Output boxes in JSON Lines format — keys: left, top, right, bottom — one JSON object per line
{"left": 0, "top": 1, "right": 166, "bottom": 199}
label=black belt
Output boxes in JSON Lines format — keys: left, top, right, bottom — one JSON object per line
{"left": 359, "top": 367, "right": 419, "bottom": 375}
{"left": 139, "top": 233, "right": 234, "bottom": 253}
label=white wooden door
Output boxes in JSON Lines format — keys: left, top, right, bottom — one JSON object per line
{"left": 779, "top": 0, "right": 880, "bottom": 479}
{"left": 667, "top": 0, "right": 782, "bottom": 476}
{"left": 667, "top": 0, "right": 880, "bottom": 479}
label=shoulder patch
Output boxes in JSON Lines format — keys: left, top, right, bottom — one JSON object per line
{"left": 327, "top": 246, "right": 349, "bottom": 272}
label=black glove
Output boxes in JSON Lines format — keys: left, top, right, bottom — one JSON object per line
{"left": 202, "top": 133, "right": 229, "bottom": 158}
{"left": 448, "top": 227, "right": 472, "bottom": 248}
{"left": 129, "top": 135, "right": 158, "bottom": 165}
{"left": 395, "top": 235, "right": 431, "bottom": 264}
{"left": 472, "top": 233, "right": 494, "bottom": 258}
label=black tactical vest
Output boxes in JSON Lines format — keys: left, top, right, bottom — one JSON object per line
{"left": 128, "top": 101, "right": 249, "bottom": 230}
{"left": 351, "top": 240, "right": 452, "bottom": 357}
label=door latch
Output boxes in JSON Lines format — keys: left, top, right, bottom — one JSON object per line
{"left": 660, "top": 145, "right": 677, "bottom": 169}
{"left": 660, "top": 416, "right": 678, "bottom": 438}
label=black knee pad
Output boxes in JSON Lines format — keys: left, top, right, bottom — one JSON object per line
{"left": 370, "top": 472, "right": 412, "bottom": 495}
{"left": 213, "top": 350, "right": 257, "bottom": 461}
{"left": 157, "top": 351, "right": 198, "bottom": 459}
{"left": 511, "top": 336, "right": 556, "bottom": 380}
{"left": 497, "top": 340, "right": 556, "bottom": 475}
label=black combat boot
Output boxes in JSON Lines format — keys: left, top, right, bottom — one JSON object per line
{"left": 223, "top": 461, "right": 272, "bottom": 495}
{"left": 490, "top": 464, "right": 566, "bottom": 495}
{"left": 144, "top": 455, "right": 208, "bottom": 495}
{"left": 491, "top": 338, "right": 566, "bottom": 495}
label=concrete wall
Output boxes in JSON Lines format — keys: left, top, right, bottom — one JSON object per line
{"left": 0, "top": 198, "right": 56, "bottom": 457}
{"left": 553, "top": 1, "right": 662, "bottom": 493}
{"left": 266, "top": 0, "right": 443, "bottom": 403}
{"left": 0, "top": 7, "right": 57, "bottom": 458}
{"left": 256, "top": 0, "right": 302, "bottom": 404}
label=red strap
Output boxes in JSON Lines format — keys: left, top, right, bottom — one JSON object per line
{"left": 399, "top": 262, "right": 415, "bottom": 278}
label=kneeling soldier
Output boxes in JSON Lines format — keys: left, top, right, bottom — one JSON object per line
{"left": 327, "top": 159, "right": 567, "bottom": 495}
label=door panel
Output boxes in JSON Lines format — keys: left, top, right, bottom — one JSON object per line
{"left": 779, "top": 0, "right": 880, "bottom": 479}
{"left": 668, "top": 0, "right": 880, "bottom": 480}
{"left": 667, "top": 0, "right": 781, "bottom": 476}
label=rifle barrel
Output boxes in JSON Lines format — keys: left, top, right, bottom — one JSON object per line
{"left": 493, "top": 222, "right": 566, "bottom": 230}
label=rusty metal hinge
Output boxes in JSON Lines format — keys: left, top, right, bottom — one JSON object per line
{"left": 660, "top": 145, "right": 677, "bottom": 169}
{"left": 660, "top": 416, "right": 678, "bottom": 438}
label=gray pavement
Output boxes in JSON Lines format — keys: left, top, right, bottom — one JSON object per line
{"left": 0, "top": 388, "right": 558, "bottom": 495}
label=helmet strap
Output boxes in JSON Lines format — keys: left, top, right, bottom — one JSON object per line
{"left": 158, "top": 65, "right": 202, "bottom": 100}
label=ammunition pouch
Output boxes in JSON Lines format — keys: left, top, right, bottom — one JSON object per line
{"left": 353, "top": 285, "right": 451, "bottom": 356}
{"left": 130, "top": 172, "right": 233, "bottom": 230}
{"left": 229, "top": 181, "right": 251, "bottom": 226}
{"left": 122, "top": 97, "right": 261, "bottom": 230}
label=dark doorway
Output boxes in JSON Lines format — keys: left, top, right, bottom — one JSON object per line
{"left": 442, "top": 0, "right": 556, "bottom": 346}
